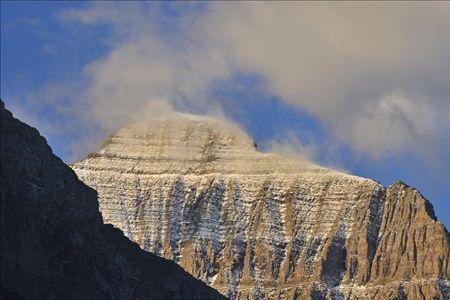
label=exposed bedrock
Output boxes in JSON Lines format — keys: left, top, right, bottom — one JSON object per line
{"left": 72, "top": 113, "right": 450, "bottom": 299}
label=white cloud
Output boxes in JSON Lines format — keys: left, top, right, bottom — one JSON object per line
{"left": 50, "top": 2, "right": 450, "bottom": 163}
{"left": 82, "top": 35, "right": 231, "bottom": 129}
{"left": 264, "top": 131, "right": 316, "bottom": 162}
{"left": 345, "top": 94, "right": 443, "bottom": 158}
{"left": 198, "top": 2, "right": 450, "bottom": 158}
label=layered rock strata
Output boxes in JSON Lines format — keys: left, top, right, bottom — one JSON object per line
{"left": 0, "top": 102, "right": 226, "bottom": 300}
{"left": 72, "top": 113, "right": 450, "bottom": 299}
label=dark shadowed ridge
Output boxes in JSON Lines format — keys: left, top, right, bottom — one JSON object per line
{"left": 0, "top": 100, "right": 227, "bottom": 300}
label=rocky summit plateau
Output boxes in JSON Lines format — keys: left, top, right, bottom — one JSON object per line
{"left": 72, "top": 113, "right": 450, "bottom": 299}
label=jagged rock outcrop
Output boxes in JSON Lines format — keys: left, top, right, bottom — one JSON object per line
{"left": 71, "top": 113, "right": 450, "bottom": 299}
{"left": 351, "top": 182, "right": 450, "bottom": 299}
{"left": 0, "top": 102, "right": 226, "bottom": 300}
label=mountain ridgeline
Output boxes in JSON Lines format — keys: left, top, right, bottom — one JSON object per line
{"left": 72, "top": 114, "right": 450, "bottom": 299}
{"left": 0, "top": 101, "right": 226, "bottom": 300}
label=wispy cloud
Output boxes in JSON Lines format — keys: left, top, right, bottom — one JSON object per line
{"left": 264, "top": 131, "right": 316, "bottom": 162}
{"left": 199, "top": 2, "right": 450, "bottom": 159}
{"left": 8, "top": 2, "right": 450, "bottom": 167}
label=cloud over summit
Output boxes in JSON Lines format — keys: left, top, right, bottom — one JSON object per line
{"left": 3, "top": 0, "right": 450, "bottom": 233}
{"left": 59, "top": 2, "right": 450, "bottom": 164}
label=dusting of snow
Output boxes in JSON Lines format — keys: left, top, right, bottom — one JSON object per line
{"left": 72, "top": 113, "right": 390, "bottom": 299}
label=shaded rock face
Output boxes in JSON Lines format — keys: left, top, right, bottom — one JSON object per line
{"left": 72, "top": 114, "right": 450, "bottom": 299}
{"left": 0, "top": 102, "right": 226, "bottom": 300}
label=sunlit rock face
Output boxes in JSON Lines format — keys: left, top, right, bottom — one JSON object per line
{"left": 72, "top": 113, "right": 450, "bottom": 299}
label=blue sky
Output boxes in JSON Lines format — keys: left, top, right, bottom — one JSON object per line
{"left": 2, "top": 2, "right": 450, "bottom": 228}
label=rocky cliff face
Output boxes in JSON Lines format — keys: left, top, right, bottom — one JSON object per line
{"left": 0, "top": 102, "right": 226, "bottom": 300}
{"left": 72, "top": 113, "right": 450, "bottom": 299}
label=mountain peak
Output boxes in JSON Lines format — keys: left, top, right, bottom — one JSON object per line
{"left": 76, "top": 113, "right": 334, "bottom": 175}
{"left": 111, "top": 112, "right": 256, "bottom": 153}
{"left": 71, "top": 111, "right": 450, "bottom": 299}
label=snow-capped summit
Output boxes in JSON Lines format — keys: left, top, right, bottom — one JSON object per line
{"left": 75, "top": 112, "right": 333, "bottom": 175}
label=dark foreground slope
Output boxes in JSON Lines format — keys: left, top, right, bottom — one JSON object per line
{"left": 0, "top": 101, "right": 226, "bottom": 300}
